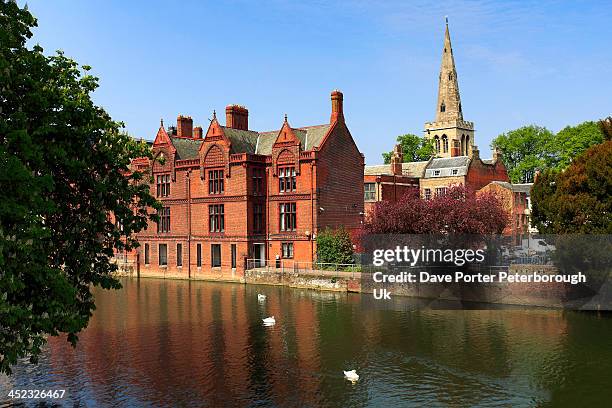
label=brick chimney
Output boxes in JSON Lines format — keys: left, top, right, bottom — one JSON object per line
{"left": 330, "top": 90, "right": 344, "bottom": 123}
{"left": 391, "top": 144, "right": 403, "bottom": 175}
{"left": 193, "top": 126, "right": 203, "bottom": 139}
{"left": 451, "top": 140, "right": 461, "bottom": 157}
{"left": 225, "top": 105, "right": 249, "bottom": 130}
{"left": 177, "top": 115, "right": 193, "bottom": 138}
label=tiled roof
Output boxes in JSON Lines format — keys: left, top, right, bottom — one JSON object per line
{"left": 221, "top": 127, "right": 259, "bottom": 154}
{"left": 490, "top": 181, "right": 533, "bottom": 194}
{"left": 170, "top": 137, "right": 203, "bottom": 160}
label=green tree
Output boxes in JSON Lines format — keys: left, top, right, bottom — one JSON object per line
{"left": 531, "top": 141, "right": 612, "bottom": 234}
{"left": 0, "top": 1, "right": 158, "bottom": 374}
{"left": 382, "top": 133, "right": 434, "bottom": 164}
{"left": 491, "top": 125, "right": 552, "bottom": 183}
{"left": 316, "top": 228, "right": 355, "bottom": 266}
{"left": 545, "top": 121, "right": 604, "bottom": 169}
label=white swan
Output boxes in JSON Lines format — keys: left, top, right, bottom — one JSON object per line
{"left": 262, "top": 316, "right": 275, "bottom": 325}
{"left": 258, "top": 294, "right": 266, "bottom": 301}
{"left": 344, "top": 370, "right": 359, "bottom": 382}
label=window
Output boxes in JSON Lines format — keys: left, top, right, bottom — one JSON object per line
{"left": 208, "top": 169, "right": 224, "bottom": 194}
{"left": 364, "top": 183, "right": 376, "bottom": 201}
{"left": 435, "top": 187, "right": 447, "bottom": 197}
{"left": 280, "top": 202, "right": 296, "bottom": 231}
{"left": 442, "top": 135, "right": 448, "bottom": 153}
{"left": 452, "top": 169, "right": 458, "bottom": 175}
{"left": 144, "top": 243, "right": 150, "bottom": 264}
{"left": 177, "top": 243, "right": 182, "bottom": 267}
{"left": 197, "top": 244, "right": 202, "bottom": 267}
{"left": 159, "top": 244, "right": 167, "bottom": 266}
{"left": 440, "top": 103, "right": 446, "bottom": 113}
{"left": 157, "top": 207, "right": 170, "bottom": 233}
{"left": 211, "top": 244, "right": 221, "bottom": 267}
{"left": 282, "top": 242, "right": 294, "bottom": 259}
{"left": 252, "top": 168, "right": 264, "bottom": 195}
{"left": 424, "top": 189, "right": 432, "bottom": 200}
{"left": 434, "top": 136, "right": 440, "bottom": 154}
{"left": 254, "top": 203, "right": 264, "bottom": 233}
{"left": 448, "top": 73, "right": 452, "bottom": 80}
{"left": 209, "top": 204, "right": 225, "bottom": 232}
{"left": 433, "top": 170, "right": 441, "bottom": 176}
{"left": 231, "top": 244, "right": 237, "bottom": 269}
{"left": 156, "top": 174, "right": 170, "bottom": 197}
{"left": 279, "top": 166, "right": 296, "bottom": 192}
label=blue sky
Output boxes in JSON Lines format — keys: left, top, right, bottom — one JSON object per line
{"left": 25, "top": 0, "right": 612, "bottom": 164}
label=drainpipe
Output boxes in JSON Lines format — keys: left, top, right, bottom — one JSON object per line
{"left": 310, "top": 161, "right": 314, "bottom": 263}
{"left": 187, "top": 169, "right": 192, "bottom": 279}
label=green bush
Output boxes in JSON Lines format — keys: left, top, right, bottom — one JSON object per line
{"left": 316, "top": 227, "right": 355, "bottom": 267}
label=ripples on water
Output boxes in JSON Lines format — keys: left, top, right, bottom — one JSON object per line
{"left": 2, "top": 278, "right": 612, "bottom": 407}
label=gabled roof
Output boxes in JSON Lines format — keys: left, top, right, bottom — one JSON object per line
{"left": 256, "top": 124, "right": 330, "bottom": 155}
{"left": 221, "top": 127, "right": 259, "bottom": 154}
{"left": 170, "top": 137, "right": 203, "bottom": 160}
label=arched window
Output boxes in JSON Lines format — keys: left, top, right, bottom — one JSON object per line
{"left": 448, "top": 72, "right": 452, "bottom": 80}
{"left": 465, "top": 135, "right": 470, "bottom": 155}
{"left": 442, "top": 135, "right": 448, "bottom": 154}
{"left": 461, "top": 134, "right": 466, "bottom": 156}
{"left": 434, "top": 136, "right": 440, "bottom": 154}
{"left": 440, "top": 103, "right": 446, "bottom": 113}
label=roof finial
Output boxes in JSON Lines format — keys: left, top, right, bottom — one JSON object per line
{"left": 284, "top": 113, "right": 288, "bottom": 122}
{"left": 160, "top": 118, "right": 164, "bottom": 127}
{"left": 213, "top": 109, "right": 217, "bottom": 119}
{"left": 445, "top": 15, "right": 448, "bottom": 25}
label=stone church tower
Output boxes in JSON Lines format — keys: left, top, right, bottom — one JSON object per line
{"left": 425, "top": 20, "right": 475, "bottom": 158}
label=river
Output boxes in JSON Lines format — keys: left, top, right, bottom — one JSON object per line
{"left": 2, "top": 278, "right": 612, "bottom": 407}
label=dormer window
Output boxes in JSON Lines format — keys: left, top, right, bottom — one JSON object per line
{"left": 156, "top": 174, "right": 170, "bottom": 197}
{"left": 208, "top": 170, "right": 224, "bottom": 195}
{"left": 434, "top": 170, "right": 441, "bottom": 176}
{"left": 279, "top": 166, "right": 296, "bottom": 192}
{"left": 452, "top": 169, "right": 458, "bottom": 175}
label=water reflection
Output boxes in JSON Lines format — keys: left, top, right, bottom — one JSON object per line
{"left": 2, "top": 278, "right": 612, "bottom": 407}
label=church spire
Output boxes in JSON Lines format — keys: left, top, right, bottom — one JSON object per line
{"left": 435, "top": 20, "right": 463, "bottom": 122}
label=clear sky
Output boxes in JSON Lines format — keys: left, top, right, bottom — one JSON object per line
{"left": 25, "top": 0, "right": 612, "bottom": 164}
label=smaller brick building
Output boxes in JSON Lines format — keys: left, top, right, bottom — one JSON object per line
{"left": 478, "top": 181, "right": 533, "bottom": 237}
{"left": 363, "top": 144, "right": 423, "bottom": 213}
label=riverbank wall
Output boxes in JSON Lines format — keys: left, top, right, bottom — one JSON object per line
{"left": 116, "top": 260, "right": 595, "bottom": 308}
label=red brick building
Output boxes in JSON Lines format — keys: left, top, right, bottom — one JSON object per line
{"left": 129, "top": 90, "right": 364, "bottom": 280}
{"left": 478, "top": 181, "right": 532, "bottom": 237}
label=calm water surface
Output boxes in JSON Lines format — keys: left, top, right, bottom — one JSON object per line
{"left": 2, "top": 278, "right": 612, "bottom": 407}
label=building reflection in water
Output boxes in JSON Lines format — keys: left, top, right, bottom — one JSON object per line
{"left": 13, "top": 278, "right": 609, "bottom": 407}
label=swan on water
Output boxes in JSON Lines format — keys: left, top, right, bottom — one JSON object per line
{"left": 262, "top": 316, "right": 275, "bottom": 325}
{"left": 344, "top": 370, "right": 359, "bottom": 382}
{"left": 258, "top": 294, "right": 266, "bottom": 301}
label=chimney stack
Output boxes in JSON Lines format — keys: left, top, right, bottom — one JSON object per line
{"left": 451, "top": 140, "right": 461, "bottom": 157}
{"left": 471, "top": 145, "right": 480, "bottom": 160}
{"left": 225, "top": 105, "right": 249, "bottom": 130}
{"left": 177, "top": 115, "right": 193, "bottom": 138}
{"left": 330, "top": 90, "right": 344, "bottom": 123}
{"left": 391, "top": 144, "right": 403, "bottom": 175}
{"left": 492, "top": 147, "right": 502, "bottom": 163}
{"left": 193, "top": 126, "right": 203, "bottom": 139}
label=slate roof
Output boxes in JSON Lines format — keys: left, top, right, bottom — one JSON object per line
{"left": 167, "top": 124, "right": 331, "bottom": 158}
{"left": 424, "top": 156, "right": 470, "bottom": 178}
{"left": 170, "top": 137, "right": 203, "bottom": 160}
{"left": 364, "top": 161, "right": 429, "bottom": 178}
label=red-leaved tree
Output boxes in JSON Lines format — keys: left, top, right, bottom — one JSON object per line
{"left": 364, "top": 185, "right": 508, "bottom": 234}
